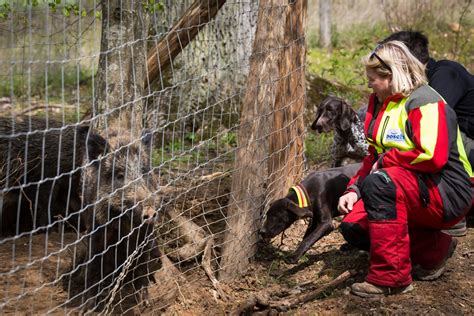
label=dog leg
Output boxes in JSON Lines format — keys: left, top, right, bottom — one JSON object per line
{"left": 331, "top": 159, "right": 342, "bottom": 168}
{"left": 287, "top": 222, "right": 334, "bottom": 263}
{"left": 302, "top": 218, "right": 318, "bottom": 239}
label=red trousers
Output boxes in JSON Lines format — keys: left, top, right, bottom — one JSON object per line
{"left": 340, "top": 166, "right": 467, "bottom": 287}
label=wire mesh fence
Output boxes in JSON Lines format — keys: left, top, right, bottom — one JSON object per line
{"left": 0, "top": 1, "right": 330, "bottom": 314}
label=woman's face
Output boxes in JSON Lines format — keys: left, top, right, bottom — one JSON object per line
{"left": 366, "top": 67, "right": 392, "bottom": 102}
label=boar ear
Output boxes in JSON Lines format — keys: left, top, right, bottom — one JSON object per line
{"left": 286, "top": 199, "right": 313, "bottom": 218}
{"left": 86, "top": 133, "right": 108, "bottom": 161}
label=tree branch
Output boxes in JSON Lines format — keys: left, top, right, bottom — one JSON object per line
{"left": 144, "top": 0, "right": 227, "bottom": 89}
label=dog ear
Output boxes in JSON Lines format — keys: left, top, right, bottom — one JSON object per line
{"left": 285, "top": 199, "right": 313, "bottom": 218}
{"left": 339, "top": 100, "right": 355, "bottom": 131}
{"left": 311, "top": 107, "right": 322, "bottom": 131}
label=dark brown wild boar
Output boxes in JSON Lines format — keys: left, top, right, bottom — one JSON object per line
{"left": 63, "top": 127, "right": 160, "bottom": 312}
{"left": 0, "top": 116, "right": 89, "bottom": 235}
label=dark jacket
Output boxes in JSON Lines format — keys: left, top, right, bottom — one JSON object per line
{"left": 427, "top": 58, "right": 474, "bottom": 138}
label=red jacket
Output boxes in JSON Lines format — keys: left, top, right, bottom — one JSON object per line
{"left": 347, "top": 84, "right": 472, "bottom": 221}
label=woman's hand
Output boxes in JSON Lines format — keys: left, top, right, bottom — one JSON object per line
{"left": 337, "top": 191, "right": 358, "bottom": 215}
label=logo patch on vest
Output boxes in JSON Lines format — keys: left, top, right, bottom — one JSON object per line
{"left": 385, "top": 129, "right": 405, "bottom": 142}
{"left": 373, "top": 170, "right": 392, "bottom": 183}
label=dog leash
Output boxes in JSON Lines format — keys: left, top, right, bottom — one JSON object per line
{"left": 289, "top": 184, "right": 311, "bottom": 208}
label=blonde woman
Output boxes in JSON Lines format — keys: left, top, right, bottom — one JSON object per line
{"left": 337, "top": 41, "right": 472, "bottom": 297}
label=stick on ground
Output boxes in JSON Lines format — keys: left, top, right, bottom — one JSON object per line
{"left": 271, "top": 269, "right": 356, "bottom": 310}
{"left": 234, "top": 269, "right": 357, "bottom": 314}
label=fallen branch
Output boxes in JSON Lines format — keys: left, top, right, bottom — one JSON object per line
{"left": 195, "top": 171, "right": 226, "bottom": 183}
{"left": 201, "top": 238, "right": 227, "bottom": 301}
{"left": 162, "top": 206, "right": 230, "bottom": 302}
{"left": 233, "top": 270, "right": 356, "bottom": 314}
{"left": 18, "top": 104, "right": 76, "bottom": 115}
{"left": 233, "top": 294, "right": 270, "bottom": 316}
{"left": 165, "top": 207, "right": 208, "bottom": 261}
{"left": 454, "top": 293, "right": 474, "bottom": 306}
{"left": 271, "top": 270, "right": 356, "bottom": 310}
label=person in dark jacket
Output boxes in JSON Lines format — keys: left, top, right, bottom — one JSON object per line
{"left": 381, "top": 31, "right": 474, "bottom": 160}
{"left": 381, "top": 31, "right": 474, "bottom": 236}
{"left": 338, "top": 41, "right": 472, "bottom": 297}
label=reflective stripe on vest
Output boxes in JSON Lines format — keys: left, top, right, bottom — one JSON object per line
{"left": 367, "top": 97, "right": 415, "bottom": 154}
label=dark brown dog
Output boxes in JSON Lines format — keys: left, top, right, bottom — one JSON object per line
{"left": 259, "top": 163, "right": 361, "bottom": 263}
{"left": 311, "top": 96, "right": 368, "bottom": 167}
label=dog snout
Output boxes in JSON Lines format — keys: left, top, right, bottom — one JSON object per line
{"left": 259, "top": 228, "right": 270, "bottom": 241}
{"left": 312, "top": 116, "right": 332, "bottom": 133}
{"left": 319, "top": 117, "right": 334, "bottom": 133}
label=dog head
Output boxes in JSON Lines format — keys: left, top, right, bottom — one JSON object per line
{"left": 259, "top": 198, "right": 313, "bottom": 241}
{"left": 311, "top": 96, "right": 358, "bottom": 133}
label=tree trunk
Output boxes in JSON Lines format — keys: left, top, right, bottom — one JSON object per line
{"left": 219, "top": 0, "right": 307, "bottom": 280}
{"left": 94, "top": 0, "right": 149, "bottom": 135}
{"left": 268, "top": 0, "right": 307, "bottom": 202}
{"left": 234, "top": 1, "right": 258, "bottom": 76}
{"left": 319, "top": 0, "right": 331, "bottom": 49}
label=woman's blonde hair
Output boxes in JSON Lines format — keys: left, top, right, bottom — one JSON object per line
{"left": 363, "top": 40, "right": 427, "bottom": 97}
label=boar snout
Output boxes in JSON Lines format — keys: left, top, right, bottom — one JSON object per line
{"left": 142, "top": 205, "right": 157, "bottom": 224}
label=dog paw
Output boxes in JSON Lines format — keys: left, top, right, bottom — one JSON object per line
{"left": 285, "top": 255, "right": 300, "bottom": 264}
{"left": 339, "top": 243, "right": 355, "bottom": 252}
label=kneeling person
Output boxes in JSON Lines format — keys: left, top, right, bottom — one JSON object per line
{"left": 338, "top": 41, "right": 472, "bottom": 298}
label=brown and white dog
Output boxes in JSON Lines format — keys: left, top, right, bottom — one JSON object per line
{"left": 311, "top": 96, "right": 368, "bottom": 167}
{"left": 259, "top": 163, "right": 361, "bottom": 263}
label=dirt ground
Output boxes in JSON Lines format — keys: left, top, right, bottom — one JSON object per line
{"left": 161, "top": 217, "right": 474, "bottom": 315}
{"left": 1, "top": 179, "right": 473, "bottom": 315}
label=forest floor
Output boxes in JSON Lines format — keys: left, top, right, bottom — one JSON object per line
{"left": 162, "top": 216, "right": 474, "bottom": 315}
{"left": 1, "top": 171, "right": 473, "bottom": 315}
